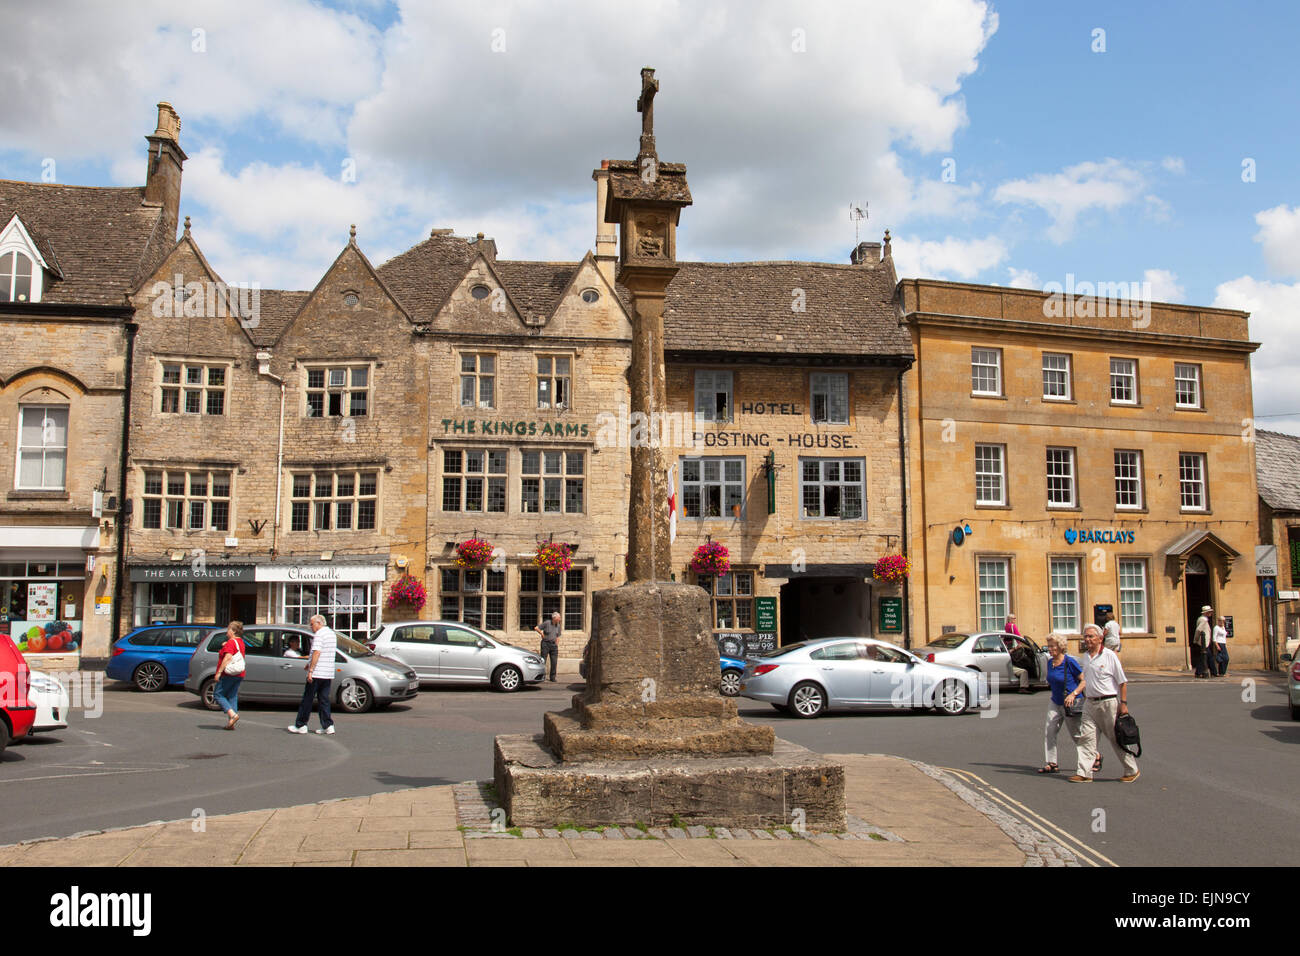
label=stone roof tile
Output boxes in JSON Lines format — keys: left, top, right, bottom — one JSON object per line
{"left": 1256, "top": 429, "right": 1300, "bottom": 512}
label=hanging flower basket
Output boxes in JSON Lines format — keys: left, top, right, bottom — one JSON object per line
{"left": 535, "top": 542, "right": 573, "bottom": 575}
{"left": 691, "top": 541, "right": 730, "bottom": 577}
{"left": 386, "top": 574, "right": 427, "bottom": 612}
{"left": 454, "top": 538, "right": 495, "bottom": 569}
{"left": 872, "top": 553, "right": 910, "bottom": 585}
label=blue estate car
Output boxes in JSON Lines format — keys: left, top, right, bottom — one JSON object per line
{"left": 106, "top": 624, "right": 216, "bottom": 691}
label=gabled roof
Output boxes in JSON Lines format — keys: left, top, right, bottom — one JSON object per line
{"left": 0, "top": 180, "right": 170, "bottom": 306}
{"left": 491, "top": 260, "right": 581, "bottom": 323}
{"left": 1, "top": 213, "right": 63, "bottom": 279}
{"left": 374, "top": 232, "right": 481, "bottom": 323}
{"left": 248, "top": 290, "right": 312, "bottom": 347}
{"left": 1163, "top": 529, "right": 1240, "bottom": 559}
{"left": 658, "top": 259, "right": 910, "bottom": 359}
{"left": 1256, "top": 429, "right": 1300, "bottom": 513}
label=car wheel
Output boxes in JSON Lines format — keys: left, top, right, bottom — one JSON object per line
{"left": 1291, "top": 700, "right": 1299, "bottom": 721}
{"left": 133, "top": 661, "right": 168, "bottom": 693}
{"left": 200, "top": 679, "right": 222, "bottom": 711}
{"left": 338, "top": 678, "right": 373, "bottom": 714}
{"left": 719, "top": 669, "right": 742, "bottom": 697}
{"left": 492, "top": 665, "right": 523, "bottom": 693}
{"left": 788, "top": 681, "right": 827, "bottom": 719}
{"left": 935, "top": 679, "right": 968, "bottom": 716}
{"left": 0, "top": 718, "right": 10, "bottom": 754}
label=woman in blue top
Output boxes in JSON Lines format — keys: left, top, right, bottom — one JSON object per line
{"left": 1039, "top": 634, "right": 1084, "bottom": 773}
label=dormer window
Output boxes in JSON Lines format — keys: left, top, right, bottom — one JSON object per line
{"left": 0, "top": 251, "right": 35, "bottom": 303}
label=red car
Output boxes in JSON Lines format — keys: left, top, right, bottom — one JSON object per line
{"left": 0, "top": 632, "right": 36, "bottom": 753}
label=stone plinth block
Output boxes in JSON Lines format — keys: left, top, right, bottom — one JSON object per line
{"left": 544, "top": 709, "right": 774, "bottom": 761}
{"left": 494, "top": 734, "right": 846, "bottom": 831}
{"left": 582, "top": 581, "right": 722, "bottom": 709}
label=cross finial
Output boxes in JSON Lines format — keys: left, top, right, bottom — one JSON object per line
{"left": 637, "top": 67, "right": 659, "bottom": 159}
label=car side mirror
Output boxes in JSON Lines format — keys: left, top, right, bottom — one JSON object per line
{"left": 477, "top": 638, "right": 490, "bottom": 649}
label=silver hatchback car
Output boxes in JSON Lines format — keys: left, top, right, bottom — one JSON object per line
{"left": 365, "top": 621, "right": 545, "bottom": 692}
{"left": 186, "top": 625, "right": 419, "bottom": 713}
{"left": 916, "top": 631, "right": 1050, "bottom": 688}
{"left": 739, "top": 637, "right": 985, "bottom": 718}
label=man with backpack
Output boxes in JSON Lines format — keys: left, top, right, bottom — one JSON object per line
{"left": 1066, "top": 623, "right": 1139, "bottom": 783}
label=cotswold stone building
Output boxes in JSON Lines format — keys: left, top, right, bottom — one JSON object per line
{"left": 1255, "top": 429, "right": 1300, "bottom": 663}
{"left": 902, "top": 279, "right": 1265, "bottom": 669}
{"left": 0, "top": 103, "right": 184, "bottom": 664}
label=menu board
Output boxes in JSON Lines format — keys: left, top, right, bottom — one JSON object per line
{"left": 27, "top": 583, "right": 57, "bottom": 622}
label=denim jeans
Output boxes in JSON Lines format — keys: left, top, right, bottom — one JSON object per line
{"left": 1215, "top": 645, "right": 1229, "bottom": 675}
{"left": 215, "top": 674, "right": 242, "bottom": 713}
{"left": 295, "top": 678, "right": 333, "bottom": 729}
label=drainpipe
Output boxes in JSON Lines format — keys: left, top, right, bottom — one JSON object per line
{"left": 111, "top": 320, "right": 138, "bottom": 649}
{"left": 256, "top": 351, "right": 286, "bottom": 561}
{"left": 898, "top": 364, "right": 910, "bottom": 649}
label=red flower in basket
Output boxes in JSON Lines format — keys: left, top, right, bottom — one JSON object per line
{"left": 454, "top": 538, "right": 495, "bottom": 569}
{"left": 535, "top": 542, "right": 573, "bottom": 575}
{"left": 872, "top": 553, "right": 910, "bottom": 585}
{"left": 386, "top": 575, "right": 427, "bottom": 612}
{"left": 690, "top": 541, "right": 730, "bottom": 577}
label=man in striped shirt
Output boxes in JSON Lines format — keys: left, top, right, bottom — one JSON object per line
{"left": 288, "top": 614, "right": 337, "bottom": 736}
{"left": 1065, "top": 624, "right": 1139, "bottom": 783}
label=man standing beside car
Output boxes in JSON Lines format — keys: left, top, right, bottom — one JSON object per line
{"left": 288, "top": 615, "right": 337, "bottom": 735}
{"left": 534, "top": 611, "right": 562, "bottom": 682}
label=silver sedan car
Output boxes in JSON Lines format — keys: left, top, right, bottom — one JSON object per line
{"left": 365, "top": 621, "right": 545, "bottom": 692}
{"left": 916, "top": 631, "right": 1050, "bottom": 688}
{"left": 738, "top": 637, "right": 985, "bottom": 718}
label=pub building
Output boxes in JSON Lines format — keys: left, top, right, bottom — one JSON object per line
{"left": 902, "top": 279, "right": 1266, "bottom": 669}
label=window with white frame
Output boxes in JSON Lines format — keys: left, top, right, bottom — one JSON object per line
{"left": 536, "top": 355, "right": 572, "bottom": 409}
{"left": 518, "top": 566, "right": 585, "bottom": 631}
{"left": 142, "top": 468, "right": 232, "bottom": 531}
{"left": 442, "top": 449, "right": 507, "bottom": 513}
{"left": 161, "top": 362, "right": 227, "bottom": 415}
{"left": 810, "top": 373, "right": 849, "bottom": 424}
{"left": 799, "top": 458, "right": 865, "bottom": 519}
{"left": 1042, "top": 353, "right": 1072, "bottom": 400}
{"left": 694, "top": 370, "right": 733, "bottom": 423}
{"left": 974, "top": 444, "right": 1006, "bottom": 506}
{"left": 697, "top": 570, "right": 755, "bottom": 630}
{"left": 17, "top": 404, "right": 67, "bottom": 490}
{"left": 1179, "top": 452, "right": 1207, "bottom": 511}
{"left": 459, "top": 353, "right": 495, "bottom": 409}
{"left": 290, "top": 470, "right": 377, "bottom": 531}
{"left": 1046, "top": 447, "right": 1077, "bottom": 507}
{"left": 1118, "top": 558, "right": 1148, "bottom": 632}
{"left": 1110, "top": 358, "right": 1138, "bottom": 404}
{"left": 440, "top": 566, "right": 506, "bottom": 630}
{"left": 520, "top": 450, "right": 584, "bottom": 514}
{"left": 977, "top": 558, "right": 1010, "bottom": 631}
{"left": 681, "top": 457, "right": 744, "bottom": 518}
{"left": 971, "top": 348, "right": 1002, "bottom": 396}
{"left": 305, "top": 365, "right": 368, "bottom": 417}
{"left": 0, "top": 250, "right": 36, "bottom": 303}
{"left": 1114, "top": 450, "right": 1143, "bottom": 509}
{"left": 1049, "top": 557, "right": 1081, "bottom": 633}
{"left": 1174, "top": 363, "right": 1202, "bottom": 409}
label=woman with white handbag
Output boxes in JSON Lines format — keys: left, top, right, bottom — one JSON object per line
{"left": 214, "top": 620, "right": 247, "bottom": 730}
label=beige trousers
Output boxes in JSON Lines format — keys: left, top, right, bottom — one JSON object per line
{"left": 1077, "top": 697, "right": 1139, "bottom": 778}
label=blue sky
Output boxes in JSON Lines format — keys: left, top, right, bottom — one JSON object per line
{"left": 2, "top": 0, "right": 1298, "bottom": 429}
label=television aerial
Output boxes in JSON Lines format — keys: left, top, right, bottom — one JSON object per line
{"left": 849, "top": 203, "right": 868, "bottom": 242}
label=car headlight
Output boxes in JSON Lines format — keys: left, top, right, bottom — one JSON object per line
{"left": 524, "top": 656, "right": 542, "bottom": 665}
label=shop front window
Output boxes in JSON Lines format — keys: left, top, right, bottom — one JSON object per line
{"left": 281, "top": 583, "right": 378, "bottom": 643}
{"left": 1, "top": 560, "right": 87, "bottom": 653}
{"left": 132, "top": 581, "right": 194, "bottom": 626}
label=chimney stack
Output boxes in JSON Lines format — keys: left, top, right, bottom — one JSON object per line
{"left": 592, "top": 161, "right": 617, "bottom": 286}
{"left": 850, "top": 241, "right": 881, "bottom": 266}
{"left": 144, "top": 101, "right": 187, "bottom": 241}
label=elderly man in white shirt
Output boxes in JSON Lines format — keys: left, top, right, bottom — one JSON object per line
{"left": 1064, "top": 623, "right": 1139, "bottom": 783}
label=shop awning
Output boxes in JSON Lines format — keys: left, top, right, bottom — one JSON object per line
{"left": 129, "top": 564, "right": 256, "bottom": 583}
{"left": 0, "top": 525, "right": 100, "bottom": 550}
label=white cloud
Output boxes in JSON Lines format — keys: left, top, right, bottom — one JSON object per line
{"left": 1161, "top": 156, "right": 1186, "bottom": 174}
{"left": 1214, "top": 275, "right": 1300, "bottom": 434}
{"left": 1253, "top": 205, "right": 1300, "bottom": 277}
{"left": 1143, "top": 268, "right": 1184, "bottom": 302}
{"left": 891, "top": 235, "right": 1008, "bottom": 280}
{"left": 1005, "top": 267, "right": 1040, "bottom": 289}
{"left": 992, "top": 159, "right": 1147, "bottom": 243}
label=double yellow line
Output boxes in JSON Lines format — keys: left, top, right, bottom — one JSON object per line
{"left": 941, "top": 767, "right": 1118, "bottom": 868}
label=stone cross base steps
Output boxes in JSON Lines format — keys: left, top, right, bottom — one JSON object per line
{"left": 494, "top": 733, "right": 846, "bottom": 830}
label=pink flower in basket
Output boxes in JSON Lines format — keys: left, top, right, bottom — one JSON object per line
{"left": 690, "top": 541, "right": 730, "bottom": 577}
{"left": 386, "top": 574, "right": 427, "bottom": 612}
{"left": 454, "top": 538, "right": 495, "bottom": 569}
{"left": 535, "top": 542, "right": 573, "bottom": 575}
{"left": 872, "top": 553, "right": 910, "bottom": 584}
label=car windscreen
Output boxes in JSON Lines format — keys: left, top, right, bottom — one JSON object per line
{"left": 337, "top": 635, "right": 372, "bottom": 658}
{"left": 926, "top": 634, "right": 971, "bottom": 649}
{"left": 760, "top": 642, "right": 808, "bottom": 658}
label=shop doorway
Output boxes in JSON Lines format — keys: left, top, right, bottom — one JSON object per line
{"left": 215, "top": 584, "right": 258, "bottom": 627}
{"left": 1184, "top": 554, "right": 1213, "bottom": 656}
{"left": 779, "top": 577, "right": 870, "bottom": 644}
